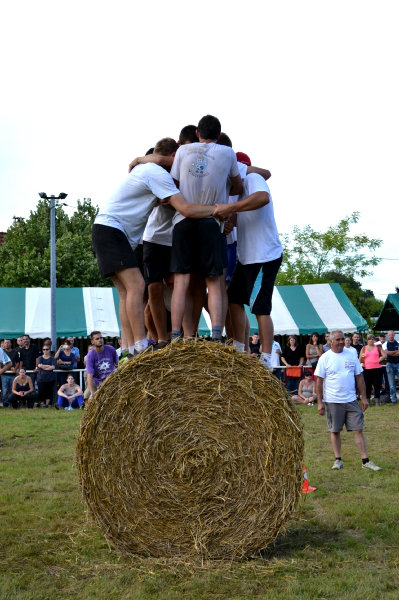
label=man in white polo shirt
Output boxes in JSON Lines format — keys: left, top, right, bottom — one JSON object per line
{"left": 315, "top": 329, "right": 381, "bottom": 472}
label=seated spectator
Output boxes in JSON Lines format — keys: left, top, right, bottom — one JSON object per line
{"left": 305, "top": 332, "right": 323, "bottom": 369}
{"left": 10, "top": 368, "right": 37, "bottom": 409}
{"left": 249, "top": 332, "right": 261, "bottom": 357}
{"left": 55, "top": 339, "right": 75, "bottom": 384}
{"left": 292, "top": 371, "right": 316, "bottom": 405}
{"left": 281, "top": 335, "right": 305, "bottom": 393}
{"left": 36, "top": 344, "right": 57, "bottom": 407}
{"left": 57, "top": 375, "right": 84, "bottom": 410}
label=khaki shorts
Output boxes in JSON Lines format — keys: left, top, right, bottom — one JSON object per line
{"left": 325, "top": 401, "right": 364, "bottom": 433}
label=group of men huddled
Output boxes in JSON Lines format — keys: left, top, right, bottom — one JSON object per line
{"left": 92, "top": 115, "right": 282, "bottom": 367}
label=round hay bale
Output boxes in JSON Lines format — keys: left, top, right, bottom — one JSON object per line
{"left": 76, "top": 340, "right": 304, "bottom": 560}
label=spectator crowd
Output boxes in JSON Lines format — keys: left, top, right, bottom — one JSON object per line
{"left": 1, "top": 329, "right": 397, "bottom": 410}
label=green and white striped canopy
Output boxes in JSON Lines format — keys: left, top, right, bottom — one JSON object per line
{"left": 0, "top": 283, "right": 367, "bottom": 339}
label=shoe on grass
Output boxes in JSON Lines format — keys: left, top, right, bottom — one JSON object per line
{"left": 332, "top": 459, "right": 344, "bottom": 470}
{"left": 362, "top": 460, "right": 382, "bottom": 471}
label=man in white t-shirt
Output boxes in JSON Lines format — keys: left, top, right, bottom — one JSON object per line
{"left": 214, "top": 162, "right": 283, "bottom": 369}
{"left": 169, "top": 115, "right": 242, "bottom": 342}
{"left": 315, "top": 330, "right": 381, "bottom": 472}
{"left": 92, "top": 137, "right": 219, "bottom": 358}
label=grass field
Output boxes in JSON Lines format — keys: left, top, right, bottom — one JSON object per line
{"left": 0, "top": 402, "right": 398, "bottom": 600}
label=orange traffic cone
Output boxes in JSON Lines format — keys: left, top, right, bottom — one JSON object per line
{"left": 302, "top": 466, "right": 317, "bottom": 493}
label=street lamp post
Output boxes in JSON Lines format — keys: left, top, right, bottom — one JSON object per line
{"left": 38, "top": 192, "right": 68, "bottom": 351}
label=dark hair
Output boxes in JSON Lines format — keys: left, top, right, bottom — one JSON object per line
{"left": 197, "top": 114, "right": 221, "bottom": 140}
{"left": 310, "top": 332, "right": 319, "bottom": 341}
{"left": 154, "top": 137, "right": 179, "bottom": 155}
{"left": 217, "top": 132, "right": 232, "bottom": 147}
{"left": 90, "top": 331, "right": 102, "bottom": 341}
{"left": 179, "top": 125, "right": 197, "bottom": 145}
{"left": 304, "top": 371, "right": 313, "bottom": 377}
{"left": 145, "top": 147, "right": 154, "bottom": 155}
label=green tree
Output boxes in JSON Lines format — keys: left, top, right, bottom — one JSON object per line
{"left": 277, "top": 212, "right": 382, "bottom": 285}
{"left": 276, "top": 213, "right": 383, "bottom": 325}
{"left": 0, "top": 198, "right": 108, "bottom": 287}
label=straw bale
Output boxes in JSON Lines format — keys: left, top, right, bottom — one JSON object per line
{"left": 76, "top": 340, "right": 304, "bottom": 560}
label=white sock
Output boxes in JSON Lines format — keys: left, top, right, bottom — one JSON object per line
{"left": 128, "top": 345, "right": 135, "bottom": 354}
{"left": 233, "top": 340, "right": 245, "bottom": 352}
{"left": 134, "top": 338, "right": 149, "bottom": 353}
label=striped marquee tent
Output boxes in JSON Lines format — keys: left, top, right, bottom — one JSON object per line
{"left": 0, "top": 283, "right": 367, "bottom": 339}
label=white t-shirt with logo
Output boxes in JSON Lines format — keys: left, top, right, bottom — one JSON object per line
{"left": 236, "top": 174, "right": 283, "bottom": 265}
{"left": 170, "top": 142, "right": 240, "bottom": 226}
{"left": 95, "top": 163, "right": 179, "bottom": 249}
{"left": 314, "top": 347, "right": 363, "bottom": 404}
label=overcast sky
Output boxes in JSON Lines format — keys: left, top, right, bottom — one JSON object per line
{"left": 1, "top": 0, "right": 397, "bottom": 300}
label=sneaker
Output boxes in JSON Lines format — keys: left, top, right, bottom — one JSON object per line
{"left": 308, "top": 402, "right": 314, "bottom": 407}
{"left": 362, "top": 460, "right": 382, "bottom": 471}
{"left": 332, "top": 459, "right": 344, "bottom": 470}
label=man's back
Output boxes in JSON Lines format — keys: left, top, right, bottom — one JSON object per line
{"left": 171, "top": 142, "right": 239, "bottom": 223}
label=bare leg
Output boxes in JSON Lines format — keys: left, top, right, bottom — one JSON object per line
{"left": 112, "top": 276, "right": 135, "bottom": 348}
{"left": 219, "top": 271, "right": 228, "bottom": 332}
{"left": 244, "top": 313, "right": 250, "bottom": 352}
{"left": 171, "top": 273, "right": 190, "bottom": 333}
{"left": 206, "top": 275, "right": 223, "bottom": 330}
{"left": 353, "top": 429, "right": 368, "bottom": 459}
{"left": 112, "top": 268, "right": 146, "bottom": 345}
{"left": 148, "top": 281, "right": 168, "bottom": 341}
{"left": 228, "top": 302, "right": 246, "bottom": 344}
{"left": 256, "top": 314, "right": 274, "bottom": 354}
{"left": 144, "top": 302, "right": 157, "bottom": 342}
{"left": 330, "top": 431, "right": 342, "bottom": 458}
{"left": 190, "top": 275, "right": 207, "bottom": 337}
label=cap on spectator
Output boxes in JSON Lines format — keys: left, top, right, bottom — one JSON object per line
{"left": 236, "top": 152, "right": 251, "bottom": 166}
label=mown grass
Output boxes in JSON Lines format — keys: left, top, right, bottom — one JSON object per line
{"left": 0, "top": 403, "right": 397, "bottom": 600}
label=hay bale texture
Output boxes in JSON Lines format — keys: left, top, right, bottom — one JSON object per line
{"left": 76, "top": 340, "right": 304, "bottom": 560}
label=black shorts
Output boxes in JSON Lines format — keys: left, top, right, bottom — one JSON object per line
{"left": 227, "top": 255, "right": 282, "bottom": 315}
{"left": 92, "top": 224, "right": 138, "bottom": 278}
{"left": 170, "top": 217, "right": 224, "bottom": 277}
{"left": 143, "top": 241, "right": 172, "bottom": 285}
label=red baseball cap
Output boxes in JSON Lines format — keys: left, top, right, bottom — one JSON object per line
{"left": 236, "top": 152, "right": 251, "bottom": 166}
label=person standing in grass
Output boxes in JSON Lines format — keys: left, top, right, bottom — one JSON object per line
{"left": 315, "top": 330, "right": 382, "bottom": 472}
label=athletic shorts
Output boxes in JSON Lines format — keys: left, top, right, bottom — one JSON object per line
{"left": 227, "top": 255, "right": 282, "bottom": 314}
{"left": 143, "top": 241, "right": 172, "bottom": 285}
{"left": 92, "top": 224, "right": 137, "bottom": 278}
{"left": 325, "top": 401, "right": 364, "bottom": 433}
{"left": 170, "top": 217, "right": 224, "bottom": 277}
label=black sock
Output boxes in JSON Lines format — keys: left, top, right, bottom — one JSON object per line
{"left": 362, "top": 458, "right": 369, "bottom": 464}
{"left": 335, "top": 457, "right": 342, "bottom": 461}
